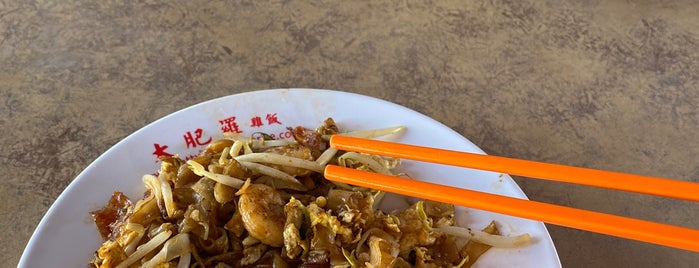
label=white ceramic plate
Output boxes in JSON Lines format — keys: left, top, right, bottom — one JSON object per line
{"left": 19, "top": 89, "right": 560, "bottom": 267}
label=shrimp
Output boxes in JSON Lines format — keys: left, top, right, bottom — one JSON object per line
{"left": 236, "top": 182, "right": 285, "bottom": 247}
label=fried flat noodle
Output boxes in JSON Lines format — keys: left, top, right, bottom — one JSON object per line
{"left": 460, "top": 221, "right": 500, "bottom": 268}
{"left": 90, "top": 190, "right": 132, "bottom": 240}
{"left": 89, "top": 118, "right": 529, "bottom": 267}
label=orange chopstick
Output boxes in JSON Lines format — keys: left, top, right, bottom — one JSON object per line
{"left": 330, "top": 135, "right": 699, "bottom": 202}
{"left": 324, "top": 165, "right": 699, "bottom": 252}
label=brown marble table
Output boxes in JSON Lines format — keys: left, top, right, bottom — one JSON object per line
{"left": 3, "top": 1, "right": 699, "bottom": 267}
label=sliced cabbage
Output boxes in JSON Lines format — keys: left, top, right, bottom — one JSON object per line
{"left": 338, "top": 152, "right": 396, "bottom": 175}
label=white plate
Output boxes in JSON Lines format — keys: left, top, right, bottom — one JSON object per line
{"left": 19, "top": 89, "right": 561, "bottom": 267}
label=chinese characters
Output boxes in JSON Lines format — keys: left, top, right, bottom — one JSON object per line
{"left": 249, "top": 113, "right": 282, "bottom": 128}
{"left": 152, "top": 143, "right": 173, "bottom": 158}
{"left": 219, "top": 116, "right": 242, "bottom": 133}
{"left": 183, "top": 128, "right": 212, "bottom": 148}
{"left": 151, "top": 112, "right": 285, "bottom": 163}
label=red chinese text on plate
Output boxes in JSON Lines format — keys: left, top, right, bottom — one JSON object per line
{"left": 150, "top": 112, "right": 291, "bottom": 163}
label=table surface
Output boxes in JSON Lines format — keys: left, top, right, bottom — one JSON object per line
{"left": 3, "top": 1, "right": 699, "bottom": 267}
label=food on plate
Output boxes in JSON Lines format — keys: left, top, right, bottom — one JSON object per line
{"left": 89, "top": 118, "right": 530, "bottom": 268}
